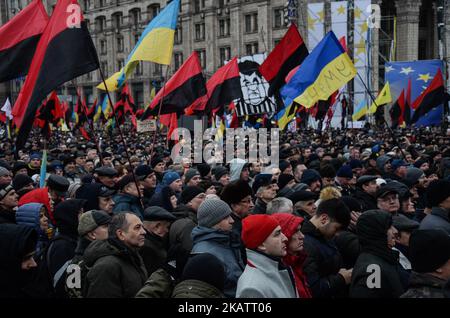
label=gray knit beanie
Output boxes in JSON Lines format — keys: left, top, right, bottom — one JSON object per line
{"left": 197, "top": 199, "right": 232, "bottom": 228}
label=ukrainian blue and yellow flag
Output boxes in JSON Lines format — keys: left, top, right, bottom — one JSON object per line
{"left": 98, "top": 0, "right": 180, "bottom": 91}
{"left": 100, "top": 95, "right": 112, "bottom": 119}
{"left": 281, "top": 31, "right": 357, "bottom": 109}
{"left": 274, "top": 102, "right": 299, "bottom": 131}
{"left": 352, "top": 99, "right": 368, "bottom": 121}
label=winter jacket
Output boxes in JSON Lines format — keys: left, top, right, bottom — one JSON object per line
{"left": 419, "top": 207, "right": 450, "bottom": 235}
{"left": 230, "top": 158, "right": 247, "bottom": 182}
{"left": 135, "top": 268, "right": 174, "bottom": 298}
{"left": 401, "top": 272, "right": 450, "bottom": 298}
{"left": 191, "top": 226, "right": 245, "bottom": 298}
{"left": 302, "top": 219, "right": 347, "bottom": 298}
{"left": 113, "top": 193, "right": 144, "bottom": 219}
{"left": 169, "top": 205, "right": 198, "bottom": 254}
{"left": 352, "top": 189, "right": 378, "bottom": 212}
{"left": 83, "top": 238, "right": 148, "bottom": 298}
{"left": 140, "top": 231, "right": 168, "bottom": 276}
{"left": 236, "top": 249, "right": 298, "bottom": 298}
{"left": 16, "top": 203, "right": 50, "bottom": 253}
{"left": 334, "top": 230, "right": 360, "bottom": 269}
{"left": 0, "top": 224, "right": 37, "bottom": 298}
{"left": 231, "top": 213, "right": 247, "bottom": 264}
{"left": 0, "top": 206, "right": 16, "bottom": 224}
{"left": 251, "top": 198, "right": 267, "bottom": 214}
{"left": 172, "top": 279, "right": 225, "bottom": 298}
{"left": 350, "top": 211, "right": 405, "bottom": 298}
{"left": 148, "top": 186, "right": 177, "bottom": 212}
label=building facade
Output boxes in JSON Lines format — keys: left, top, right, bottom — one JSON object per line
{"left": 0, "top": 0, "right": 449, "bottom": 111}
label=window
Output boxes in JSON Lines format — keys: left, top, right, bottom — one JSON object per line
{"left": 135, "top": 62, "right": 143, "bottom": 76}
{"left": 153, "top": 64, "right": 162, "bottom": 76}
{"left": 219, "top": 47, "right": 231, "bottom": 65}
{"left": 274, "top": 8, "right": 283, "bottom": 28}
{"left": 116, "top": 36, "right": 124, "bottom": 52}
{"left": 174, "top": 52, "right": 183, "bottom": 71}
{"left": 196, "top": 49, "right": 206, "bottom": 68}
{"left": 246, "top": 43, "right": 259, "bottom": 55}
{"left": 133, "top": 83, "right": 144, "bottom": 108}
{"left": 83, "top": 0, "right": 90, "bottom": 11}
{"left": 195, "top": 23, "right": 205, "bottom": 40}
{"left": 118, "top": 59, "right": 124, "bottom": 70}
{"left": 86, "top": 72, "right": 92, "bottom": 80}
{"left": 219, "top": 18, "right": 230, "bottom": 37}
{"left": 148, "top": 4, "right": 160, "bottom": 21}
{"left": 130, "top": 8, "right": 141, "bottom": 28}
{"left": 194, "top": 0, "right": 200, "bottom": 13}
{"left": 95, "top": 16, "right": 105, "bottom": 32}
{"left": 175, "top": 26, "right": 182, "bottom": 44}
{"left": 245, "top": 13, "right": 258, "bottom": 33}
{"left": 101, "top": 61, "right": 108, "bottom": 75}
{"left": 100, "top": 39, "right": 107, "bottom": 55}
{"left": 112, "top": 12, "right": 122, "bottom": 29}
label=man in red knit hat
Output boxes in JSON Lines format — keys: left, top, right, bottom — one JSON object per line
{"left": 236, "top": 214, "right": 298, "bottom": 298}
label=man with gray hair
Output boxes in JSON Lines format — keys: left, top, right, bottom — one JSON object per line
{"left": 82, "top": 212, "right": 148, "bottom": 298}
{"left": 266, "top": 197, "right": 294, "bottom": 215}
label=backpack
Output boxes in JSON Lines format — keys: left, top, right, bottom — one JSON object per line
{"left": 26, "top": 236, "right": 74, "bottom": 298}
{"left": 65, "top": 258, "right": 92, "bottom": 298}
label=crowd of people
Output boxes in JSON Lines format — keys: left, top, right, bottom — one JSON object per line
{"left": 1, "top": 125, "right": 450, "bottom": 298}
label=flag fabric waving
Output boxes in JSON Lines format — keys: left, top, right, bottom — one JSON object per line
{"left": 281, "top": 31, "right": 356, "bottom": 109}
{"left": 368, "top": 82, "right": 392, "bottom": 114}
{"left": 203, "top": 57, "right": 243, "bottom": 115}
{"left": 98, "top": 0, "right": 180, "bottom": 91}
{"left": 12, "top": 0, "right": 99, "bottom": 150}
{"left": 0, "top": 0, "right": 49, "bottom": 83}
{"left": 143, "top": 51, "right": 206, "bottom": 118}
{"left": 259, "top": 24, "right": 309, "bottom": 97}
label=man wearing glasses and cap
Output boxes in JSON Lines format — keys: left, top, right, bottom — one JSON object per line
{"left": 376, "top": 184, "right": 401, "bottom": 215}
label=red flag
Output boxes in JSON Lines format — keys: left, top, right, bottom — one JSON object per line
{"left": 339, "top": 36, "right": 348, "bottom": 53}
{"left": 203, "top": 57, "right": 243, "bottom": 115}
{"left": 80, "top": 127, "right": 91, "bottom": 140}
{"left": 411, "top": 69, "right": 445, "bottom": 123}
{"left": 12, "top": 0, "right": 99, "bottom": 149}
{"left": 259, "top": 24, "right": 309, "bottom": 96}
{"left": 229, "top": 101, "right": 239, "bottom": 128}
{"left": 390, "top": 89, "right": 405, "bottom": 128}
{"left": 161, "top": 113, "right": 178, "bottom": 141}
{"left": 145, "top": 52, "right": 207, "bottom": 117}
{"left": 0, "top": 0, "right": 49, "bottom": 83}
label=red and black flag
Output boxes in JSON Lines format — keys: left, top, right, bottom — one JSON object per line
{"left": 86, "top": 98, "right": 98, "bottom": 120}
{"left": 390, "top": 89, "right": 405, "bottom": 128}
{"left": 259, "top": 24, "right": 309, "bottom": 97}
{"left": 12, "top": 0, "right": 99, "bottom": 149}
{"left": 74, "top": 91, "right": 89, "bottom": 129}
{"left": 203, "top": 57, "right": 243, "bottom": 115}
{"left": 113, "top": 84, "right": 135, "bottom": 125}
{"left": 35, "top": 91, "right": 63, "bottom": 137}
{"left": 0, "top": 0, "right": 49, "bottom": 83}
{"left": 411, "top": 69, "right": 446, "bottom": 124}
{"left": 403, "top": 79, "right": 412, "bottom": 125}
{"left": 143, "top": 51, "right": 207, "bottom": 118}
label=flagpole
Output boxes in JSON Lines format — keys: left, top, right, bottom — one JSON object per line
{"left": 355, "top": 72, "right": 407, "bottom": 160}
{"left": 80, "top": 98, "right": 103, "bottom": 165}
{"left": 98, "top": 68, "right": 145, "bottom": 210}
{"left": 150, "top": 65, "right": 171, "bottom": 159}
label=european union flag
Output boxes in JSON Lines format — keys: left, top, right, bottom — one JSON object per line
{"left": 385, "top": 60, "right": 443, "bottom": 103}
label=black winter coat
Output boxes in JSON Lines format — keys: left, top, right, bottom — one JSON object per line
{"left": 352, "top": 189, "right": 377, "bottom": 212}
{"left": 302, "top": 219, "right": 347, "bottom": 298}
{"left": 350, "top": 211, "right": 405, "bottom": 298}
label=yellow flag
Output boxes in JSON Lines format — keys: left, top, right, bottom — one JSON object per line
{"left": 369, "top": 82, "right": 392, "bottom": 114}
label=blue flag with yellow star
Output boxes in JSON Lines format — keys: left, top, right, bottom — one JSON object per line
{"left": 385, "top": 59, "right": 443, "bottom": 104}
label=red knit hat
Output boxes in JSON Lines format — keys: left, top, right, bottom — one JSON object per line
{"left": 271, "top": 213, "right": 304, "bottom": 240}
{"left": 242, "top": 215, "right": 280, "bottom": 249}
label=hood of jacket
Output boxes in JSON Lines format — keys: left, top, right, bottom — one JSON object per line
{"left": 229, "top": 158, "right": 247, "bottom": 182}
{"left": 0, "top": 224, "right": 37, "bottom": 270}
{"left": 172, "top": 204, "right": 197, "bottom": 221}
{"left": 356, "top": 209, "right": 398, "bottom": 264}
{"left": 54, "top": 199, "right": 86, "bottom": 238}
{"left": 172, "top": 279, "right": 224, "bottom": 298}
{"left": 191, "top": 226, "right": 232, "bottom": 246}
{"left": 376, "top": 155, "right": 392, "bottom": 172}
{"left": 18, "top": 188, "right": 52, "bottom": 222}
{"left": 113, "top": 193, "right": 141, "bottom": 206}
{"left": 16, "top": 203, "right": 44, "bottom": 232}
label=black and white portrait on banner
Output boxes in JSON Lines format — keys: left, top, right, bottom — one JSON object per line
{"left": 232, "top": 54, "right": 277, "bottom": 117}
